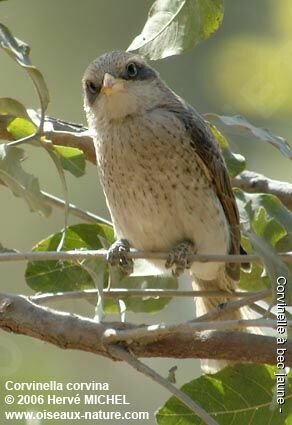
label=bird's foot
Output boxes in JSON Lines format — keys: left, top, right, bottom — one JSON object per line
{"left": 106, "top": 239, "right": 133, "bottom": 275}
{"left": 165, "top": 241, "right": 195, "bottom": 276}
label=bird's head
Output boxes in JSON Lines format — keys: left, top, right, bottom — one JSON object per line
{"left": 83, "top": 51, "right": 168, "bottom": 126}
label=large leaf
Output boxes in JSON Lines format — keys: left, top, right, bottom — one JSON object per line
{"left": 25, "top": 224, "right": 113, "bottom": 293}
{"left": 26, "top": 223, "right": 178, "bottom": 313}
{"left": 128, "top": 0, "right": 224, "bottom": 60}
{"left": 205, "top": 113, "right": 292, "bottom": 159}
{"left": 157, "top": 364, "right": 292, "bottom": 424}
{"left": 236, "top": 190, "right": 292, "bottom": 304}
{"left": 0, "top": 24, "right": 49, "bottom": 119}
{"left": 0, "top": 144, "right": 51, "bottom": 216}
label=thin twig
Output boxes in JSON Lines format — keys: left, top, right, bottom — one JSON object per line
{"left": 40, "top": 190, "right": 112, "bottom": 225}
{"left": 6, "top": 133, "right": 39, "bottom": 147}
{"left": 31, "top": 289, "right": 266, "bottom": 304}
{"left": 108, "top": 345, "right": 219, "bottom": 425}
{"left": 0, "top": 178, "right": 112, "bottom": 226}
{"left": 193, "top": 289, "right": 272, "bottom": 322}
{"left": 249, "top": 303, "right": 277, "bottom": 319}
{"left": 0, "top": 250, "right": 291, "bottom": 263}
{"left": 104, "top": 318, "right": 282, "bottom": 344}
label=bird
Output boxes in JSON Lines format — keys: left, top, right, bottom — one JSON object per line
{"left": 83, "top": 50, "right": 253, "bottom": 373}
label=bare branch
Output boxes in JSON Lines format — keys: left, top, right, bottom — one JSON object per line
{"left": 104, "top": 318, "right": 281, "bottom": 344}
{"left": 39, "top": 190, "right": 112, "bottom": 225}
{"left": 109, "top": 345, "right": 219, "bottom": 425}
{"left": 249, "top": 303, "right": 277, "bottom": 319}
{"left": 1, "top": 292, "right": 290, "bottom": 366}
{"left": 0, "top": 249, "right": 291, "bottom": 264}
{"left": 31, "top": 288, "right": 266, "bottom": 304}
{"left": 232, "top": 170, "right": 292, "bottom": 211}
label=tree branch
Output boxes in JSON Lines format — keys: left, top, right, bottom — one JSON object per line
{"left": 31, "top": 288, "right": 267, "bottom": 304}
{"left": 232, "top": 170, "right": 292, "bottom": 211}
{"left": 0, "top": 249, "right": 291, "bottom": 264}
{"left": 0, "top": 292, "right": 291, "bottom": 366}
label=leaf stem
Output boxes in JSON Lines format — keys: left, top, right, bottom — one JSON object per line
{"left": 108, "top": 345, "right": 219, "bottom": 425}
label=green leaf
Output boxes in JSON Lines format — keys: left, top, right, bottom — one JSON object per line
{"left": 54, "top": 145, "right": 86, "bottom": 177}
{"left": 0, "top": 97, "right": 30, "bottom": 119}
{"left": 0, "top": 24, "right": 49, "bottom": 118}
{"left": 157, "top": 364, "right": 292, "bottom": 424}
{"left": 253, "top": 207, "right": 286, "bottom": 248}
{"left": 25, "top": 223, "right": 114, "bottom": 293}
{"left": 205, "top": 113, "right": 292, "bottom": 159}
{"left": 210, "top": 124, "right": 246, "bottom": 177}
{"left": 7, "top": 117, "right": 36, "bottom": 139}
{"left": 0, "top": 98, "right": 36, "bottom": 140}
{"left": 105, "top": 272, "right": 178, "bottom": 314}
{"left": 235, "top": 190, "right": 292, "bottom": 304}
{"left": 248, "top": 230, "right": 290, "bottom": 303}
{"left": 26, "top": 223, "right": 178, "bottom": 313}
{"left": 0, "top": 144, "right": 51, "bottom": 216}
{"left": 128, "top": 0, "right": 224, "bottom": 60}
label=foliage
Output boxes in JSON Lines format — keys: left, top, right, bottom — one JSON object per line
{"left": 128, "top": 0, "right": 224, "bottom": 59}
{"left": 205, "top": 113, "right": 292, "bottom": 160}
{"left": 157, "top": 364, "right": 292, "bottom": 424}
{"left": 25, "top": 223, "right": 178, "bottom": 313}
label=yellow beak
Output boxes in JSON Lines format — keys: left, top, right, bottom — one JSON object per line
{"left": 101, "top": 73, "right": 126, "bottom": 96}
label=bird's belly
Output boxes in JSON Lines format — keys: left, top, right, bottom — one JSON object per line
{"left": 101, "top": 154, "right": 228, "bottom": 253}
{"left": 95, "top": 116, "right": 230, "bottom": 279}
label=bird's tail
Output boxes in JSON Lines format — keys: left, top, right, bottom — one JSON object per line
{"left": 192, "top": 266, "right": 260, "bottom": 374}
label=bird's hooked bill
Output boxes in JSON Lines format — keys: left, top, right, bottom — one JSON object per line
{"left": 101, "top": 73, "right": 125, "bottom": 96}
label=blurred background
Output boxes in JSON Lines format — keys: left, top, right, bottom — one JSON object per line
{"left": 0, "top": 0, "right": 291, "bottom": 423}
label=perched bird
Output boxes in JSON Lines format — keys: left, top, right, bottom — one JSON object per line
{"left": 83, "top": 51, "right": 252, "bottom": 373}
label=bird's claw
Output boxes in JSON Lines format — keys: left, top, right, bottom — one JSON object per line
{"left": 106, "top": 239, "right": 133, "bottom": 275}
{"left": 165, "top": 241, "right": 195, "bottom": 276}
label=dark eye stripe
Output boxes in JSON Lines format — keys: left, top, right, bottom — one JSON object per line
{"left": 86, "top": 80, "right": 100, "bottom": 94}
{"left": 84, "top": 79, "right": 100, "bottom": 104}
{"left": 124, "top": 63, "right": 156, "bottom": 81}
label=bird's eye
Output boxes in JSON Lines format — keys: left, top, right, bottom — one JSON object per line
{"left": 126, "top": 62, "right": 138, "bottom": 78}
{"left": 86, "top": 80, "right": 99, "bottom": 94}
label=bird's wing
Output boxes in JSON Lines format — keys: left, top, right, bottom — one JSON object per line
{"left": 170, "top": 101, "right": 241, "bottom": 281}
